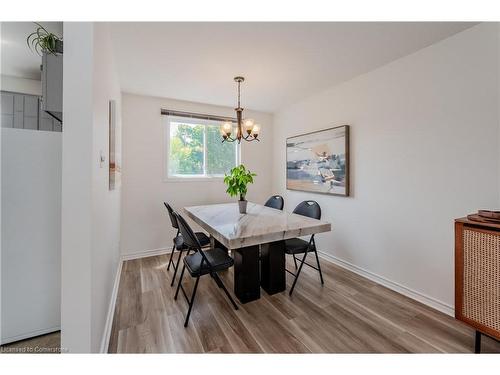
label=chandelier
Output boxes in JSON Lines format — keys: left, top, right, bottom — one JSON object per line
{"left": 220, "top": 76, "right": 260, "bottom": 143}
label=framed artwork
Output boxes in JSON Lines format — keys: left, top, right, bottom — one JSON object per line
{"left": 109, "top": 100, "right": 121, "bottom": 190}
{"left": 286, "top": 125, "right": 349, "bottom": 196}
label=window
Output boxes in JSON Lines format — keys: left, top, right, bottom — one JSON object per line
{"left": 164, "top": 115, "right": 240, "bottom": 179}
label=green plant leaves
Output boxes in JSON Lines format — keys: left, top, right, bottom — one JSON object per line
{"left": 223, "top": 164, "right": 257, "bottom": 201}
{"left": 26, "top": 22, "right": 62, "bottom": 56}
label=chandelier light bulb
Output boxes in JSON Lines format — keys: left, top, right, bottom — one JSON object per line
{"left": 221, "top": 121, "right": 232, "bottom": 136}
{"left": 251, "top": 124, "right": 260, "bottom": 136}
{"left": 244, "top": 119, "right": 255, "bottom": 134}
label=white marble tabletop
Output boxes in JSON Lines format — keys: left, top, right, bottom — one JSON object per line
{"left": 183, "top": 202, "right": 331, "bottom": 249}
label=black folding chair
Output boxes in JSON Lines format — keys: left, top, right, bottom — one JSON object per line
{"left": 285, "top": 200, "right": 324, "bottom": 296}
{"left": 174, "top": 213, "right": 238, "bottom": 327}
{"left": 264, "top": 195, "right": 284, "bottom": 210}
{"left": 164, "top": 202, "right": 210, "bottom": 287}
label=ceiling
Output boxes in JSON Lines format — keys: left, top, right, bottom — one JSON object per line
{"left": 109, "top": 22, "right": 476, "bottom": 113}
{"left": 1, "top": 22, "right": 63, "bottom": 80}
{"left": 0, "top": 22, "right": 476, "bottom": 111}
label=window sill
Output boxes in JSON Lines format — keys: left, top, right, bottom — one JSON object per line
{"left": 164, "top": 175, "right": 225, "bottom": 183}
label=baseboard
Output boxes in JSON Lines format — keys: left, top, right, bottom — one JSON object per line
{"left": 1, "top": 326, "right": 60, "bottom": 345}
{"left": 317, "top": 251, "right": 455, "bottom": 317}
{"left": 99, "top": 259, "right": 123, "bottom": 353}
{"left": 120, "top": 247, "right": 171, "bottom": 261}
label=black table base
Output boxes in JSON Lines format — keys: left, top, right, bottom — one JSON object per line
{"left": 212, "top": 236, "right": 287, "bottom": 304}
{"left": 260, "top": 240, "right": 286, "bottom": 295}
{"left": 233, "top": 245, "right": 261, "bottom": 304}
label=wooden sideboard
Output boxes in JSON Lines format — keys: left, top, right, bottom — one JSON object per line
{"left": 455, "top": 217, "right": 500, "bottom": 353}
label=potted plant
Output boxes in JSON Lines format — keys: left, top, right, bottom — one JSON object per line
{"left": 26, "top": 22, "right": 63, "bottom": 55}
{"left": 223, "top": 164, "right": 257, "bottom": 214}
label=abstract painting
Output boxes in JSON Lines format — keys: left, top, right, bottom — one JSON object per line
{"left": 109, "top": 100, "right": 121, "bottom": 190}
{"left": 286, "top": 125, "right": 349, "bottom": 196}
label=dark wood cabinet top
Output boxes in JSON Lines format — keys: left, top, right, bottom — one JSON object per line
{"left": 455, "top": 216, "right": 500, "bottom": 231}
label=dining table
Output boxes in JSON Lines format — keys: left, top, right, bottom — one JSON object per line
{"left": 183, "top": 202, "right": 331, "bottom": 304}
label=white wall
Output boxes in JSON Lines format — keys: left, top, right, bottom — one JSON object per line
{"left": 1, "top": 128, "right": 61, "bottom": 344}
{"left": 271, "top": 23, "right": 499, "bottom": 314}
{"left": 61, "top": 22, "right": 121, "bottom": 353}
{"left": 498, "top": 24, "right": 500, "bottom": 205}
{"left": 120, "top": 93, "right": 273, "bottom": 256}
{"left": 90, "top": 23, "right": 122, "bottom": 352}
{"left": 61, "top": 22, "right": 93, "bottom": 353}
{"left": 0, "top": 75, "right": 42, "bottom": 96}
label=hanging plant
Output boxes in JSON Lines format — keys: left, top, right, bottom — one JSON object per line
{"left": 26, "top": 22, "right": 63, "bottom": 56}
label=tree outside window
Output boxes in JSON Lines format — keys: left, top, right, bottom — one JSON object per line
{"left": 166, "top": 117, "right": 239, "bottom": 178}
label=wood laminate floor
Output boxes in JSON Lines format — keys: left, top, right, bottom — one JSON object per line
{"left": 108, "top": 253, "right": 500, "bottom": 353}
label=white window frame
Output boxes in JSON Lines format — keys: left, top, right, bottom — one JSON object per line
{"left": 163, "top": 115, "right": 241, "bottom": 182}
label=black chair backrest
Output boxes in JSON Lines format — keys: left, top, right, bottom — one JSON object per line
{"left": 164, "top": 202, "right": 179, "bottom": 229}
{"left": 264, "top": 195, "right": 284, "bottom": 210}
{"left": 175, "top": 212, "right": 213, "bottom": 267}
{"left": 174, "top": 212, "right": 202, "bottom": 250}
{"left": 293, "top": 200, "right": 321, "bottom": 220}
